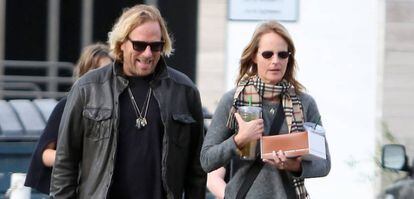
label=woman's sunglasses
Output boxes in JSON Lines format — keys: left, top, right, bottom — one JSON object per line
{"left": 261, "top": 51, "right": 291, "bottom": 59}
{"left": 128, "top": 38, "right": 164, "bottom": 52}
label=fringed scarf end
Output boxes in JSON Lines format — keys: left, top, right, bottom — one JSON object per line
{"left": 226, "top": 106, "right": 237, "bottom": 130}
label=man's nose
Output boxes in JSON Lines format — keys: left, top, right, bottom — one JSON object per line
{"left": 141, "top": 45, "right": 153, "bottom": 56}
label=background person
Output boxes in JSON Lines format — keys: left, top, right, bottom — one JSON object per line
{"left": 200, "top": 20, "right": 330, "bottom": 199}
{"left": 50, "top": 4, "right": 206, "bottom": 198}
{"left": 24, "top": 43, "right": 113, "bottom": 194}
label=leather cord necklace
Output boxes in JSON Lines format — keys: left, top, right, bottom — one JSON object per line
{"left": 127, "top": 86, "right": 152, "bottom": 130}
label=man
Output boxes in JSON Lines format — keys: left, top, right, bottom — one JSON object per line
{"left": 51, "top": 4, "right": 206, "bottom": 199}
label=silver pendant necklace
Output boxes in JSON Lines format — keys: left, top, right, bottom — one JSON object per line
{"left": 127, "top": 87, "right": 152, "bottom": 130}
{"left": 270, "top": 108, "right": 276, "bottom": 115}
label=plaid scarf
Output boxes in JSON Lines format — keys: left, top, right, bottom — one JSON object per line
{"left": 227, "top": 75, "right": 310, "bottom": 199}
{"left": 226, "top": 75, "right": 305, "bottom": 133}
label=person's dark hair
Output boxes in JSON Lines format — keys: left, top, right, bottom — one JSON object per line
{"left": 236, "top": 20, "right": 305, "bottom": 92}
{"left": 73, "top": 43, "right": 112, "bottom": 79}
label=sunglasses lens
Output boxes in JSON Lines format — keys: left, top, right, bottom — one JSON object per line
{"left": 130, "top": 40, "right": 164, "bottom": 52}
{"left": 132, "top": 41, "right": 147, "bottom": 51}
{"left": 149, "top": 42, "right": 164, "bottom": 52}
{"left": 261, "top": 51, "right": 291, "bottom": 59}
{"left": 261, "top": 51, "right": 274, "bottom": 59}
{"left": 278, "top": 51, "right": 290, "bottom": 59}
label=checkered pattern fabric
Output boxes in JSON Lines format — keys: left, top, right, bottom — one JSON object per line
{"left": 227, "top": 75, "right": 305, "bottom": 133}
{"left": 226, "top": 75, "right": 309, "bottom": 199}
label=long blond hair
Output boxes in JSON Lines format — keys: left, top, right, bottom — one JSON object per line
{"left": 107, "top": 4, "right": 173, "bottom": 61}
{"left": 236, "top": 21, "right": 304, "bottom": 92}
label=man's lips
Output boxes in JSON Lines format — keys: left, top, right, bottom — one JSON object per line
{"left": 135, "top": 58, "right": 153, "bottom": 68}
{"left": 136, "top": 58, "right": 153, "bottom": 64}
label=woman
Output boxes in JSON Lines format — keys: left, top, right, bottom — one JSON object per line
{"left": 201, "top": 21, "right": 330, "bottom": 199}
{"left": 24, "top": 43, "right": 113, "bottom": 194}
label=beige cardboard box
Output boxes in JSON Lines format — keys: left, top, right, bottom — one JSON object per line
{"left": 261, "top": 131, "right": 326, "bottom": 160}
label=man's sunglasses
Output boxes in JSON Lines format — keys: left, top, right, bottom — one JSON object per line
{"left": 261, "top": 51, "right": 291, "bottom": 59}
{"left": 128, "top": 38, "right": 164, "bottom": 52}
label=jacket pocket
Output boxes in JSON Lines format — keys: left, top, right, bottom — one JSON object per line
{"left": 83, "top": 108, "right": 112, "bottom": 141}
{"left": 171, "top": 113, "right": 196, "bottom": 147}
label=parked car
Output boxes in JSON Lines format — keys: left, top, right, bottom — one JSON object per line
{"left": 380, "top": 144, "right": 414, "bottom": 199}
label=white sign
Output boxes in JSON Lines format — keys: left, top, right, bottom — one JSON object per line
{"left": 229, "top": 0, "right": 299, "bottom": 21}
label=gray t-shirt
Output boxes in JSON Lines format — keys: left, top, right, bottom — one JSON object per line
{"left": 200, "top": 89, "right": 331, "bottom": 199}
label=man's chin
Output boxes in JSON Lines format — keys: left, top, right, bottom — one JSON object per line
{"left": 135, "top": 68, "right": 154, "bottom": 76}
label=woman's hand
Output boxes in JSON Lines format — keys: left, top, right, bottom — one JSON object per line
{"left": 263, "top": 150, "right": 302, "bottom": 172}
{"left": 233, "top": 112, "right": 264, "bottom": 149}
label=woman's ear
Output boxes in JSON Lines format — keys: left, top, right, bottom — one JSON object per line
{"left": 252, "top": 53, "right": 257, "bottom": 64}
{"left": 252, "top": 52, "right": 257, "bottom": 64}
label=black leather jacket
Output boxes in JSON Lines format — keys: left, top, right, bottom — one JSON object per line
{"left": 50, "top": 59, "right": 206, "bottom": 199}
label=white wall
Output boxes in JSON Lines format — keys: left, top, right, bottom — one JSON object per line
{"left": 226, "top": 0, "right": 381, "bottom": 198}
